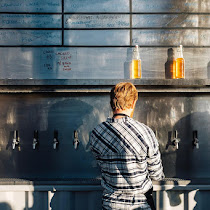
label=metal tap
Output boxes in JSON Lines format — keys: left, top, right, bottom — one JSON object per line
{"left": 33, "top": 130, "right": 39, "bottom": 150}
{"left": 12, "top": 130, "right": 20, "bottom": 150}
{"left": 53, "top": 130, "right": 59, "bottom": 150}
{"left": 73, "top": 130, "right": 79, "bottom": 150}
{"left": 172, "top": 130, "right": 180, "bottom": 150}
{"left": 192, "top": 130, "right": 199, "bottom": 149}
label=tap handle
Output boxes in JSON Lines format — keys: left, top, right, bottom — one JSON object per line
{"left": 53, "top": 141, "right": 58, "bottom": 149}
{"left": 74, "top": 141, "right": 79, "bottom": 150}
{"left": 74, "top": 130, "right": 78, "bottom": 139}
{"left": 34, "top": 130, "right": 38, "bottom": 139}
{"left": 14, "top": 130, "right": 18, "bottom": 139}
{"left": 12, "top": 130, "right": 19, "bottom": 150}
{"left": 33, "top": 130, "right": 38, "bottom": 150}
{"left": 53, "top": 130, "right": 59, "bottom": 149}
{"left": 74, "top": 130, "right": 79, "bottom": 150}
{"left": 174, "top": 130, "right": 178, "bottom": 139}
{"left": 193, "top": 130, "right": 198, "bottom": 139}
{"left": 54, "top": 130, "right": 58, "bottom": 139}
{"left": 193, "top": 130, "right": 199, "bottom": 149}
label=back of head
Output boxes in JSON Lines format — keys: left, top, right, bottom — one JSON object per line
{"left": 110, "top": 82, "right": 138, "bottom": 111}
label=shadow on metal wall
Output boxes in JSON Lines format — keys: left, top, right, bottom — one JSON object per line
{"left": 163, "top": 182, "right": 203, "bottom": 210}
{"left": 3, "top": 95, "right": 99, "bottom": 179}
{"left": 21, "top": 96, "right": 102, "bottom": 210}
{"left": 175, "top": 112, "right": 210, "bottom": 179}
{"left": 0, "top": 202, "right": 12, "bottom": 210}
{"left": 163, "top": 111, "right": 210, "bottom": 209}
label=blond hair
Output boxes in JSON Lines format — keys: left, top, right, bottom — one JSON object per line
{"left": 110, "top": 82, "right": 138, "bottom": 111}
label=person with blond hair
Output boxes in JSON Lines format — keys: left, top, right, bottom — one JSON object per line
{"left": 90, "top": 82, "right": 164, "bottom": 210}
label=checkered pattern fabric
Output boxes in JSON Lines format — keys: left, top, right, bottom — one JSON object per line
{"left": 90, "top": 116, "right": 164, "bottom": 209}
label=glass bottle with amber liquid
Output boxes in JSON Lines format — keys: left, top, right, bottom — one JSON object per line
{"left": 165, "top": 48, "right": 176, "bottom": 79}
{"left": 176, "top": 45, "right": 185, "bottom": 79}
{"left": 132, "top": 45, "right": 141, "bottom": 79}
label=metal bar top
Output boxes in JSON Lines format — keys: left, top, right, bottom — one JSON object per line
{"left": 0, "top": 79, "right": 209, "bottom": 86}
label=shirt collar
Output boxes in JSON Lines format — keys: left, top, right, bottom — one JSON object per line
{"left": 106, "top": 116, "right": 130, "bottom": 123}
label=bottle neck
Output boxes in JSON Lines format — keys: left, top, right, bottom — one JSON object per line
{"left": 178, "top": 45, "right": 183, "bottom": 58}
{"left": 133, "top": 45, "right": 140, "bottom": 60}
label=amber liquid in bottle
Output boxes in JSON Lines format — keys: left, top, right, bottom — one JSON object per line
{"left": 165, "top": 48, "right": 176, "bottom": 79}
{"left": 171, "top": 60, "right": 176, "bottom": 79}
{"left": 132, "top": 45, "right": 141, "bottom": 79}
{"left": 176, "top": 45, "right": 185, "bottom": 79}
{"left": 132, "top": 59, "right": 141, "bottom": 79}
{"left": 176, "top": 58, "right": 184, "bottom": 79}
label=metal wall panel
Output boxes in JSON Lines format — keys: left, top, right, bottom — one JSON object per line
{"left": 0, "top": 93, "right": 105, "bottom": 179}
{"left": 136, "top": 93, "right": 210, "bottom": 179}
{"left": 133, "top": 0, "right": 210, "bottom": 13}
{"left": 0, "top": 30, "right": 62, "bottom": 46}
{"left": 0, "top": 92, "right": 209, "bottom": 180}
{"left": 64, "top": 0, "right": 129, "bottom": 13}
{"left": 64, "top": 14, "right": 130, "bottom": 29}
{"left": 0, "top": 0, "right": 61, "bottom": 13}
{"left": 132, "top": 14, "right": 210, "bottom": 28}
{"left": 0, "top": 14, "right": 62, "bottom": 29}
{"left": 132, "top": 29, "right": 210, "bottom": 46}
{"left": 64, "top": 30, "right": 130, "bottom": 46}
{"left": 0, "top": 0, "right": 210, "bottom": 79}
{"left": 0, "top": 47, "right": 209, "bottom": 79}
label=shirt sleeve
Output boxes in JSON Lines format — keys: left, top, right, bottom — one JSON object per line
{"left": 146, "top": 128, "right": 165, "bottom": 181}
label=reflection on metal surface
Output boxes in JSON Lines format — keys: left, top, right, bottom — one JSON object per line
{"left": 6, "top": 106, "right": 16, "bottom": 125}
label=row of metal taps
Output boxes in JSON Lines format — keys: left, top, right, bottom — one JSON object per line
{"left": 154, "top": 130, "right": 199, "bottom": 150}
{"left": 171, "top": 130, "right": 199, "bottom": 150}
{"left": 12, "top": 130, "right": 80, "bottom": 150}
{"left": 12, "top": 129, "right": 199, "bottom": 150}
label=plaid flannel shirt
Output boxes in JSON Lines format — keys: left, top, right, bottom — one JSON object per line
{"left": 90, "top": 116, "right": 164, "bottom": 209}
